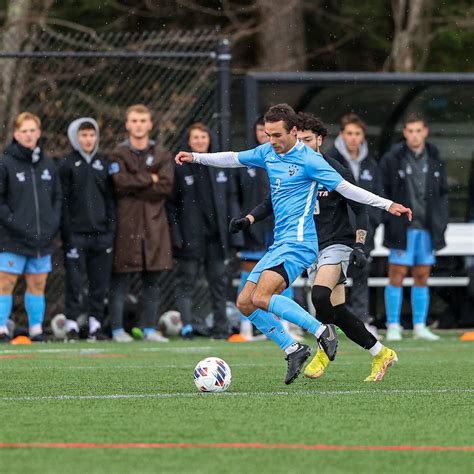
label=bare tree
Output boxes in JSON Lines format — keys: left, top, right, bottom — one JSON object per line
{"left": 255, "top": 0, "right": 306, "bottom": 71}
{"left": 385, "top": 0, "right": 431, "bottom": 72}
{"left": 0, "top": 0, "right": 54, "bottom": 142}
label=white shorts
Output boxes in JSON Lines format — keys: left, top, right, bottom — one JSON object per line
{"left": 307, "top": 244, "right": 352, "bottom": 285}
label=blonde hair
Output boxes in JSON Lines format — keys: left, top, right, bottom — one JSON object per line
{"left": 126, "top": 104, "right": 152, "bottom": 119}
{"left": 15, "top": 112, "right": 41, "bottom": 130}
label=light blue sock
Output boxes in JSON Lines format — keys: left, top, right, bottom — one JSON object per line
{"left": 411, "top": 286, "right": 430, "bottom": 326}
{"left": 248, "top": 309, "right": 295, "bottom": 351}
{"left": 143, "top": 327, "right": 155, "bottom": 337}
{"left": 281, "top": 285, "right": 294, "bottom": 300}
{"left": 268, "top": 294, "right": 321, "bottom": 335}
{"left": 112, "top": 328, "right": 125, "bottom": 338}
{"left": 181, "top": 324, "right": 193, "bottom": 335}
{"left": 0, "top": 294, "right": 13, "bottom": 330}
{"left": 25, "top": 292, "right": 45, "bottom": 330}
{"left": 385, "top": 285, "right": 403, "bottom": 326}
{"left": 238, "top": 271, "right": 251, "bottom": 321}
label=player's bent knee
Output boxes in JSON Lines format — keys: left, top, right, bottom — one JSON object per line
{"left": 236, "top": 294, "right": 254, "bottom": 316}
{"left": 251, "top": 291, "right": 270, "bottom": 312}
{"left": 311, "top": 285, "right": 335, "bottom": 324}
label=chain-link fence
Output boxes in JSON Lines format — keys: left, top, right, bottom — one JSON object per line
{"left": 0, "top": 29, "right": 231, "bottom": 329}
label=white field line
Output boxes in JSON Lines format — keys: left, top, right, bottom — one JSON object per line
{"left": 0, "top": 346, "right": 213, "bottom": 355}
{"left": 0, "top": 388, "right": 472, "bottom": 402}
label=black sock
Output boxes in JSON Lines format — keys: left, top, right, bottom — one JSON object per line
{"left": 333, "top": 303, "right": 377, "bottom": 350}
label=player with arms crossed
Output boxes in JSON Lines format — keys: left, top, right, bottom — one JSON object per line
{"left": 176, "top": 104, "right": 411, "bottom": 384}
{"left": 234, "top": 112, "right": 399, "bottom": 381}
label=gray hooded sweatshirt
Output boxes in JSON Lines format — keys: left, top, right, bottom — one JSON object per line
{"left": 67, "top": 117, "right": 100, "bottom": 164}
{"left": 334, "top": 135, "right": 368, "bottom": 182}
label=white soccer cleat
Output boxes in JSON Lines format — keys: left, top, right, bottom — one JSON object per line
{"left": 386, "top": 325, "right": 402, "bottom": 341}
{"left": 113, "top": 331, "right": 133, "bottom": 343}
{"left": 413, "top": 327, "right": 440, "bottom": 341}
{"left": 144, "top": 330, "right": 169, "bottom": 343}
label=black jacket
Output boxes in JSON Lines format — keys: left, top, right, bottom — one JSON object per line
{"left": 59, "top": 150, "right": 116, "bottom": 243}
{"left": 0, "top": 141, "right": 62, "bottom": 257}
{"left": 249, "top": 155, "right": 369, "bottom": 252}
{"left": 379, "top": 141, "right": 448, "bottom": 251}
{"left": 328, "top": 147, "right": 382, "bottom": 252}
{"left": 166, "top": 162, "right": 243, "bottom": 260}
{"left": 235, "top": 166, "right": 273, "bottom": 252}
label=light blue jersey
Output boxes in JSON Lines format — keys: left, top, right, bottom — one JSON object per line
{"left": 238, "top": 141, "right": 344, "bottom": 244}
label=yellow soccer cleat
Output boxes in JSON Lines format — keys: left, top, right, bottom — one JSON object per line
{"left": 364, "top": 347, "right": 398, "bottom": 382}
{"left": 304, "top": 348, "right": 330, "bottom": 379}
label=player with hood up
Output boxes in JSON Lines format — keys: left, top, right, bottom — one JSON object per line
{"left": 59, "top": 118, "right": 116, "bottom": 341}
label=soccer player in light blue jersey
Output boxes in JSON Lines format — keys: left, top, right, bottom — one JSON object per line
{"left": 176, "top": 104, "right": 412, "bottom": 384}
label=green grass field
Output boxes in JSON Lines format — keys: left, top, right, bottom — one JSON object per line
{"left": 0, "top": 332, "right": 472, "bottom": 474}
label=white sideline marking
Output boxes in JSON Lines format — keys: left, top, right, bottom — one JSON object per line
{"left": 0, "top": 346, "right": 212, "bottom": 355}
{"left": 1, "top": 388, "right": 472, "bottom": 402}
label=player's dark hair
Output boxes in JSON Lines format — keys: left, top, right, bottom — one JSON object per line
{"left": 78, "top": 122, "right": 96, "bottom": 132}
{"left": 404, "top": 112, "right": 427, "bottom": 127}
{"left": 340, "top": 113, "right": 367, "bottom": 133}
{"left": 264, "top": 103, "right": 298, "bottom": 133}
{"left": 297, "top": 112, "right": 328, "bottom": 138}
{"left": 254, "top": 115, "right": 265, "bottom": 128}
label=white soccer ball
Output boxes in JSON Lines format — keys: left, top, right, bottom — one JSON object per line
{"left": 193, "top": 357, "right": 232, "bottom": 393}
{"left": 158, "top": 310, "right": 183, "bottom": 337}
{"left": 50, "top": 313, "right": 67, "bottom": 339}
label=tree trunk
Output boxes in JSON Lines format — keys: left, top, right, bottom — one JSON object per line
{"left": 0, "top": 0, "right": 53, "bottom": 143}
{"left": 256, "top": 0, "right": 306, "bottom": 71}
{"left": 387, "top": 0, "right": 432, "bottom": 72}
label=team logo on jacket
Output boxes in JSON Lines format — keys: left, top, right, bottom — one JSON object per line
{"left": 184, "top": 175, "right": 194, "bottom": 186}
{"left": 288, "top": 165, "right": 298, "bottom": 176}
{"left": 360, "top": 169, "right": 373, "bottom": 181}
{"left": 92, "top": 160, "right": 104, "bottom": 171}
{"left": 41, "top": 169, "right": 52, "bottom": 180}
{"left": 75, "top": 160, "right": 82, "bottom": 167}
{"left": 247, "top": 168, "right": 256, "bottom": 178}
{"left": 109, "top": 162, "right": 120, "bottom": 175}
{"left": 398, "top": 169, "right": 405, "bottom": 178}
{"left": 66, "top": 248, "right": 79, "bottom": 259}
{"left": 146, "top": 155, "right": 154, "bottom": 167}
{"left": 216, "top": 171, "right": 228, "bottom": 183}
{"left": 16, "top": 172, "right": 26, "bottom": 182}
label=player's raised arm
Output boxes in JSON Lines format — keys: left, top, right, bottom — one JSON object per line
{"left": 335, "top": 180, "right": 412, "bottom": 221}
{"left": 175, "top": 150, "right": 242, "bottom": 168}
{"left": 175, "top": 144, "right": 268, "bottom": 169}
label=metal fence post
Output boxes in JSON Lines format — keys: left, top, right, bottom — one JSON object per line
{"left": 217, "top": 38, "right": 231, "bottom": 150}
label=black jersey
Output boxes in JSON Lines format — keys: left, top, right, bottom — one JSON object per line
{"left": 249, "top": 153, "right": 368, "bottom": 251}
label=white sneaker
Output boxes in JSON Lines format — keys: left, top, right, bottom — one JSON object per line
{"left": 364, "top": 323, "right": 383, "bottom": 341}
{"left": 144, "top": 330, "right": 169, "bottom": 343}
{"left": 414, "top": 327, "right": 440, "bottom": 341}
{"left": 386, "top": 325, "right": 403, "bottom": 341}
{"left": 113, "top": 330, "right": 133, "bottom": 343}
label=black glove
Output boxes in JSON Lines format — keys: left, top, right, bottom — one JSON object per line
{"left": 229, "top": 217, "right": 251, "bottom": 234}
{"left": 349, "top": 243, "right": 368, "bottom": 269}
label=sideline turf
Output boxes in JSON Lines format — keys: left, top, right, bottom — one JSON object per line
{"left": 0, "top": 333, "right": 472, "bottom": 473}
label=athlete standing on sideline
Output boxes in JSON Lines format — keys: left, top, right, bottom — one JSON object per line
{"left": 239, "top": 113, "right": 398, "bottom": 382}
{"left": 0, "top": 112, "right": 61, "bottom": 342}
{"left": 381, "top": 113, "right": 448, "bottom": 341}
{"left": 175, "top": 104, "right": 411, "bottom": 384}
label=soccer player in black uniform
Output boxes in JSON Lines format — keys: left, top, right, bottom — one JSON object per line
{"left": 231, "top": 113, "right": 398, "bottom": 382}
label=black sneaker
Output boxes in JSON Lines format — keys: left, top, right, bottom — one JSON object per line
{"left": 87, "top": 330, "right": 109, "bottom": 342}
{"left": 30, "top": 333, "right": 51, "bottom": 343}
{"left": 0, "top": 332, "right": 11, "bottom": 343}
{"left": 284, "top": 343, "right": 311, "bottom": 385}
{"left": 65, "top": 329, "right": 80, "bottom": 342}
{"left": 317, "top": 324, "right": 338, "bottom": 361}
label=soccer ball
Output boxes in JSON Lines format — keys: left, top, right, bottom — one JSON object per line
{"left": 50, "top": 313, "right": 68, "bottom": 339}
{"left": 193, "top": 357, "right": 232, "bottom": 393}
{"left": 158, "top": 310, "right": 183, "bottom": 337}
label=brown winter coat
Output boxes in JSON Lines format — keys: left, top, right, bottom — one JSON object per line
{"left": 109, "top": 140, "right": 174, "bottom": 273}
